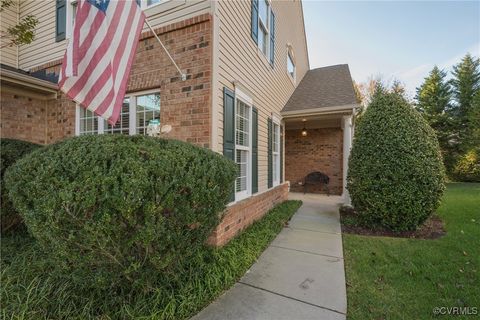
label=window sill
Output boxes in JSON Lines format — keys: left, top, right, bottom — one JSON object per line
{"left": 287, "top": 73, "right": 296, "bottom": 86}
{"left": 143, "top": 0, "right": 185, "bottom": 16}
{"left": 256, "top": 46, "right": 274, "bottom": 70}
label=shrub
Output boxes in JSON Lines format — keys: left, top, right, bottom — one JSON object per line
{"left": 5, "top": 135, "right": 237, "bottom": 289}
{"left": 347, "top": 90, "right": 446, "bottom": 231}
{"left": 1, "top": 138, "right": 40, "bottom": 233}
{"left": 453, "top": 148, "right": 480, "bottom": 182}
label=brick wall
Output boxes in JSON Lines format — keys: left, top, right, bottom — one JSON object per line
{"left": 285, "top": 128, "right": 343, "bottom": 195}
{"left": 2, "top": 14, "right": 212, "bottom": 148}
{"left": 208, "top": 183, "right": 290, "bottom": 246}
{"left": 0, "top": 93, "right": 47, "bottom": 144}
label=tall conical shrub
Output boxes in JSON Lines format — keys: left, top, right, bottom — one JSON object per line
{"left": 347, "top": 90, "right": 446, "bottom": 231}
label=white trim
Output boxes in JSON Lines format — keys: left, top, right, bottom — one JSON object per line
{"left": 272, "top": 120, "right": 280, "bottom": 187}
{"left": 341, "top": 115, "right": 353, "bottom": 205}
{"left": 281, "top": 104, "right": 357, "bottom": 117}
{"left": 287, "top": 47, "right": 296, "bottom": 84}
{"left": 210, "top": 1, "right": 220, "bottom": 153}
{"left": 235, "top": 86, "right": 253, "bottom": 105}
{"left": 233, "top": 90, "right": 253, "bottom": 201}
{"left": 66, "top": 0, "right": 78, "bottom": 40}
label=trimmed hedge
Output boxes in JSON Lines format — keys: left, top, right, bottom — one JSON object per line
{"left": 347, "top": 90, "right": 446, "bottom": 231}
{"left": 4, "top": 135, "right": 237, "bottom": 289}
{"left": 1, "top": 139, "right": 40, "bottom": 233}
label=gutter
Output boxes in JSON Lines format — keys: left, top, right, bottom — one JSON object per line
{"left": 1, "top": 67, "right": 58, "bottom": 100}
{"left": 281, "top": 103, "right": 358, "bottom": 118}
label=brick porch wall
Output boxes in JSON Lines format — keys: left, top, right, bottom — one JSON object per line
{"left": 2, "top": 14, "right": 212, "bottom": 147}
{"left": 208, "top": 183, "right": 290, "bottom": 246}
{"left": 285, "top": 128, "right": 343, "bottom": 195}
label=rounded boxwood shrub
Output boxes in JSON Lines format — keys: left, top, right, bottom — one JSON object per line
{"left": 5, "top": 135, "right": 236, "bottom": 288}
{"left": 1, "top": 138, "right": 40, "bottom": 233}
{"left": 347, "top": 90, "right": 446, "bottom": 231}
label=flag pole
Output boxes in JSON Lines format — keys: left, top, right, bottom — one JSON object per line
{"left": 144, "top": 18, "right": 187, "bottom": 81}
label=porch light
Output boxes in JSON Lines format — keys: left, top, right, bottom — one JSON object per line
{"left": 301, "top": 126, "right": 307, "bottom": 136}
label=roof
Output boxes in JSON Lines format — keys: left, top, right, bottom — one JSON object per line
{"left": 282, "top": 64, "right": 357, "bottom": 114}
{"left": 0, "top": 63, "right": 58, "bottom": 83}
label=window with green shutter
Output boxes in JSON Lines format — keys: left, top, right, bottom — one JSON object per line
{"left": 267, "top": 118, "right": 273, "bottom": 188}
{"left": 223, "top": 87, "right": 236, "bottom": 202}
{"left": 280, "top": 124, "right": 284, "bottom": 183}
{"left": 251, "top": 0, "right": 259, "bottom": 44}
{"left": 56, "top": 0, "right": 67, "bottom": 42}
{"left": 252, "top": 107, "right": 258, "bottom": 193}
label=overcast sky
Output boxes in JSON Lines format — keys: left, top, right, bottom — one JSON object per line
{"left": 302, "top": 0, "right": 480, "bottom": 98}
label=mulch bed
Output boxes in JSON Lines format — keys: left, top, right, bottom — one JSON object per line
{"left": 340, "top": 206, "right": 446, "bottom": 240}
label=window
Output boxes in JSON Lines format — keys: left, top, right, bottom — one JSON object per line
{"left": 136, "top": 93, "right": 161, "bottom": 134}
{"left": 65, "top": 0, "right": 77, "bottom": 40}
{"left": 76, "top": 91, "right": 160, "bottom": 135}
{"left": 287, "top": 51, "right": 296, "bottom": 81}
{"left": 257, "top": 0, "right": 270, "bottom": 56}
{"left": 78, "top": 107, "right": 98, "bottom": 135}
{"left": 141, "top": 0, "right": 170, "bottom": 9}
{"left": 235, "top": 97, "right": 252, "bottom": 200}
{"left": 272, "top": 122, "right": 280, "bottom": 186}
{"left": 104, "top": 98, "right": 130, "bottom": 135}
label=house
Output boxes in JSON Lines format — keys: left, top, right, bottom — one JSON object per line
{"left": 0, "top": 0, "right": 357, "bottom": 246}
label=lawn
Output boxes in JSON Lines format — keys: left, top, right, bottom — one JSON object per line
{"left": 1, "top": 200, "right": 302, "bottom": 319}
{"left": 343, "top": 183, "right": 480, "bottom": 319}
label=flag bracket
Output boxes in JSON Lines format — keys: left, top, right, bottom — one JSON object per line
{"left": 144, "top": 19, "right": 186, "bottom": 81}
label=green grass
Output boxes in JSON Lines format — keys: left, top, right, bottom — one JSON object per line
{"left": 343, "top": 183, "right": 480, "bottom": 319}
{"left": 1, "top": 200, "right": 302, "bottom": 320}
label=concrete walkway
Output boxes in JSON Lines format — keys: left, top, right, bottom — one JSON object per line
{"left": 193, "top": 193, "right": 347, "bottom": 320}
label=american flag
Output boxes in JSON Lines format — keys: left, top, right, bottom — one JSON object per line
{"left": 58, "top": 0, "right": 146, "bottom": 125}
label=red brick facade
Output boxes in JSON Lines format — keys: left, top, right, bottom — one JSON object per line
{"left": 285, "top": 128, "right": 343, "bottom": 195}
{"left": 208, "top": 183, "right": 290, "bottom": 246}
{"left": 1, "top": 14, "right": 212, "bottom": 148}
{"left": 1, "top": 13, "right": 293, "bottom": 247}
{"left": 0, "top": 92, "right": 75, "bottom": 145}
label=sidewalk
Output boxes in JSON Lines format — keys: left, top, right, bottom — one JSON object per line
{"left": 192, "top": 193, "right": 347, "bottom": 320}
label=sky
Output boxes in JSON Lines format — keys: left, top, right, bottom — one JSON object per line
{"left": 302, "top": 0, "right": 480, "bottom": 98}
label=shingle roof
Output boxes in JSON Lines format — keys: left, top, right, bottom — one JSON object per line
{"left": 0, "top": 63, "right": 58, "bottom": 83}
{"left": 282, "top": 64, "right": 357, "bottom": 113}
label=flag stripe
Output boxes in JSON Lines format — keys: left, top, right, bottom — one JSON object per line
{"left": 59, "top": 0, "right": 145, "bottom": 125}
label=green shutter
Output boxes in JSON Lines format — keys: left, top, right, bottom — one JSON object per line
{"left": 56, "top": 0, "right": 67, "bottom": 42}
{"left": 252, "top": 107, "right": 258, "bottom": 193}
{"left": 269, "top": 9, "right": 275, "bottom": 65}
{"left": 267, "top": 118, "right": 273, "bottom": 188}
{"left": 280, "top": 124, "right": 284, "bottom": 183}
{"left": 223, "top": 87, "right": 236, "bottom": 201}
{"left": 251, "top": 0, "right": 259, "bottom": 44}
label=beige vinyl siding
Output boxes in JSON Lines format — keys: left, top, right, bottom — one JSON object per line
{"left": 17, "top": 0, "right": 211, "bottom": 71}
{"left": 215, "top": 0, "right": 309, "bottom": 193}
{"left": 1, "top": 0, "right": 18, "bottom": 67}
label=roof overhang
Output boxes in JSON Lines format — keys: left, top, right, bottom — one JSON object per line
{"left": 1, "top": 67, "right": 58, "bottom": 100}
{"left": 281, "top": 103, "right": 358, "bottom": 119}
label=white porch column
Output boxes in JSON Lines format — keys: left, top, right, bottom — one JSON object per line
{"left": 342, "top": 115, "right": 353, "bottom": 205}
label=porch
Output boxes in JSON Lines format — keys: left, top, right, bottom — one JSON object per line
{"left": 280, "top": 64, "right": 358, "bottom": 204}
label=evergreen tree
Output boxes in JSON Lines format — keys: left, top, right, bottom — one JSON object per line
{"left": 415, "top": 66, "right": 453, "bottom": 170}
{"left": 451, "top": 53, "right": 480, "bottom": 153}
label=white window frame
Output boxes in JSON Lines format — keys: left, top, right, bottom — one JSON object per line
{"left": 75, "top": 89, "right": 160, "bottom": 136}
{"left": 257, "top": 0, "right": 271, "bottom": 58}
{"left": 287, "top": 49, "right": 296, "bottom": 83}
{"left": 234, "top": 88, "right": 253, "bottom": 202}
{"left": 141, "top": 0, "right": 172, "bottom": 10}
{"left": 272, "top": 116, "right": 280, "bottom": 187}
{"left": 65, "top": 0, "right": 78, "bottom": 40}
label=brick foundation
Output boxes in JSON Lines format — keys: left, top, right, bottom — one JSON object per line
{"left": 1, "top": 14, "right": 212, "bottom": 148}
{"left": 208, "top": 183, "right": 290, "bottom": 246}
{"left": 285, "top": 128, "right": 343, "bottom": 195}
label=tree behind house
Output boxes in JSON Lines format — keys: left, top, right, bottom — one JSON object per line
{"left": 415, "top": 66, "right": 454, "bottom": 171}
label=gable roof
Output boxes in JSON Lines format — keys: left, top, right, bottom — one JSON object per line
{"left": 282, "top": 64, "right": 357, "bottom": 114}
